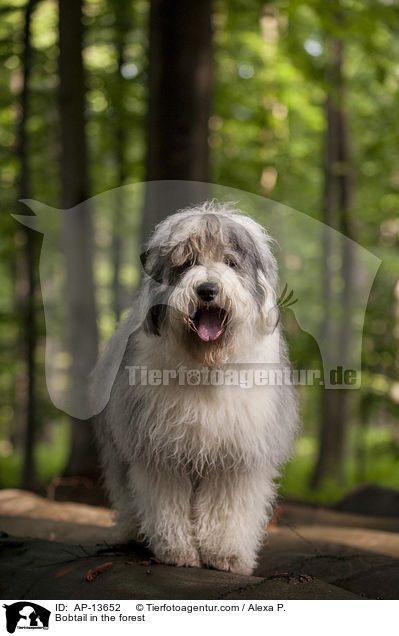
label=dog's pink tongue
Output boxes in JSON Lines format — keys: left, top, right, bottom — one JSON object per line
{"left": 197, "top": 308, "right": 222, "bottom": 342}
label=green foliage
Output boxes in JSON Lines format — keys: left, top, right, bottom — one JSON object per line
{"left": 0, "top": 0, "right": 398, "bottom": 499}
{"left": 0, "top": 419, "right": 69, "bottom": 487}
{"left": 281, "top": 425, "right": 399, "bottom": 504}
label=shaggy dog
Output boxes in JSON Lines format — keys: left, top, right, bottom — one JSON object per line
{"left": 93, "top": 201, "right": 298, "bottom": 575}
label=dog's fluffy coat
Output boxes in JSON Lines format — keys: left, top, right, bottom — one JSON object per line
{"left": 93, "top": 201, "right": 298, "bottom": 575}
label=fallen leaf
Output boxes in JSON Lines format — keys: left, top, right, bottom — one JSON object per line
{"left": 86, "top": 561, "right": 113, "bottom": 582}
{"left": 56, "top": 561, "right": 90, "bottom": 579}
{"left": 267, "top": 505, "right": 284, "bottom": 529}
{"left": 298, "top": 574, "right": 314, "bottom": 583}
{"left": 139, "top": 557, "right": 160, "bottom": 566}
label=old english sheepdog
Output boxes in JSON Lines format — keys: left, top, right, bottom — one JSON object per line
{"left": 93, "top": 201, "right": 298, "bottom": 575}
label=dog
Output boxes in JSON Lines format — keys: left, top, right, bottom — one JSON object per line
{"left": 93, "top": 200, "right": 298, "bottom": 575}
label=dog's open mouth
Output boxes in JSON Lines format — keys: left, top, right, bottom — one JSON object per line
{"left": 189, "top": 306, "right": 228, "bottom": 342}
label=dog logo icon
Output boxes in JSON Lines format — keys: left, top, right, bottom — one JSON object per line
{"left": 3, "top": 602, "right": 50, "bottom": 634}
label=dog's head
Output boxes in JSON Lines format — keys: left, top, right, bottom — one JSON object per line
{"left": 140, "top": 201, "right": 279, "bottom": 365}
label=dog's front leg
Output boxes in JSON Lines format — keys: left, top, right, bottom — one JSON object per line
{"left": 129, "top": 462, "right": 201, "bottom": 568}
{"left": 194, "top": 470, "right": 275, "bottom": 575}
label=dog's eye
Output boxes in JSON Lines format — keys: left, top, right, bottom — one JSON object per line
{"left": 224, "top": 257, "right": 237, "bottom": 268}
{"left": 170, "top": 256, "right": 196, "bottom": 283}
{"left": 185, "top": 255, "right": 196, "bottom": 268}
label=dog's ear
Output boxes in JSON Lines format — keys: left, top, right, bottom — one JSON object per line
{"left": 143, "top": 304, "right": 167, "bottom": 336}
{"left": 140, "top": 247, "right": 167, "bottom": 285}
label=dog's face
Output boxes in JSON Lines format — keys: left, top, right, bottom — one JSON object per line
{"left": 141, "top": 205, "right": 279, "bottom": 365}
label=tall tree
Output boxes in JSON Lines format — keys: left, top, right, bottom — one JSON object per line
{"left": 15, "top": 0, "right": 39, "bottom": 489}
{"left": 58, "top": 0, "right": 99, "bottom": 494}
{"left": 311, "top": 31, "right": 354, "bottom": 489}
{"left": 111, "top": 0, "right": 131, "bottom": 322}
{"left": 142, "top": 0, "right": 213, "bottom": 240}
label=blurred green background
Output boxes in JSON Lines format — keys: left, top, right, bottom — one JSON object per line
{"left": 1, "top": 0, "right": 399, "bottom": 505}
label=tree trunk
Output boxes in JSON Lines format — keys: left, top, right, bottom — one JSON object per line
{"left": 142, "top": 0, "right": 213, "bottom": 241}
{"left": 111, "top": 0, "right": 131, "bottom": 322}
{"left": 310, "top": 34, "right": 354, "bottom": 490}
{"left": 58, "top": 0, "right": 100, "bottom": 493}
{"left": 15, "top": 0, "right": 39, "bottom": 489}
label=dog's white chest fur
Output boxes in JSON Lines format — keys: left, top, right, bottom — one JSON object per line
{"left": 123, "top": 331, "right": 289, "bottom": 476}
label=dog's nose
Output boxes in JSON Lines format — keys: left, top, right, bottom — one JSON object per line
{"left": 196, "top": 282, "right": 219, "bottom": 302}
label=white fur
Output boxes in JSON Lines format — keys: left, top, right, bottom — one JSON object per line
{"left": 93, "top": 201, "right": 298, "bottom": 575}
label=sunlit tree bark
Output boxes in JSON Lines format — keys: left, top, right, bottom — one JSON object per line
{"left": 311, "top": 34, "right": 354, "bottom": 489}
{"left": 58, "top": 0, "right": 100, "bottom": 490}
{"left": 15, "top": 0, "right": 39, "bottom": 489}
{"left": 110, "top": 0, "right": 131, "bottom": 323}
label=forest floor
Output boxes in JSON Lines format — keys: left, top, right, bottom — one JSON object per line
{"left": 1, "top": 489, "right": 399, "bottom": 600}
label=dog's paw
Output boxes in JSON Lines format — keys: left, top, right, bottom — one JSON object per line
{"left": 153, "top": 547, "right": 201, "bottom": 568}
{"left": 201, "top": 553, "right": 254, "bottom": 576}
{"left": 173, "top": 555, "right": 202, "bottom": 568}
